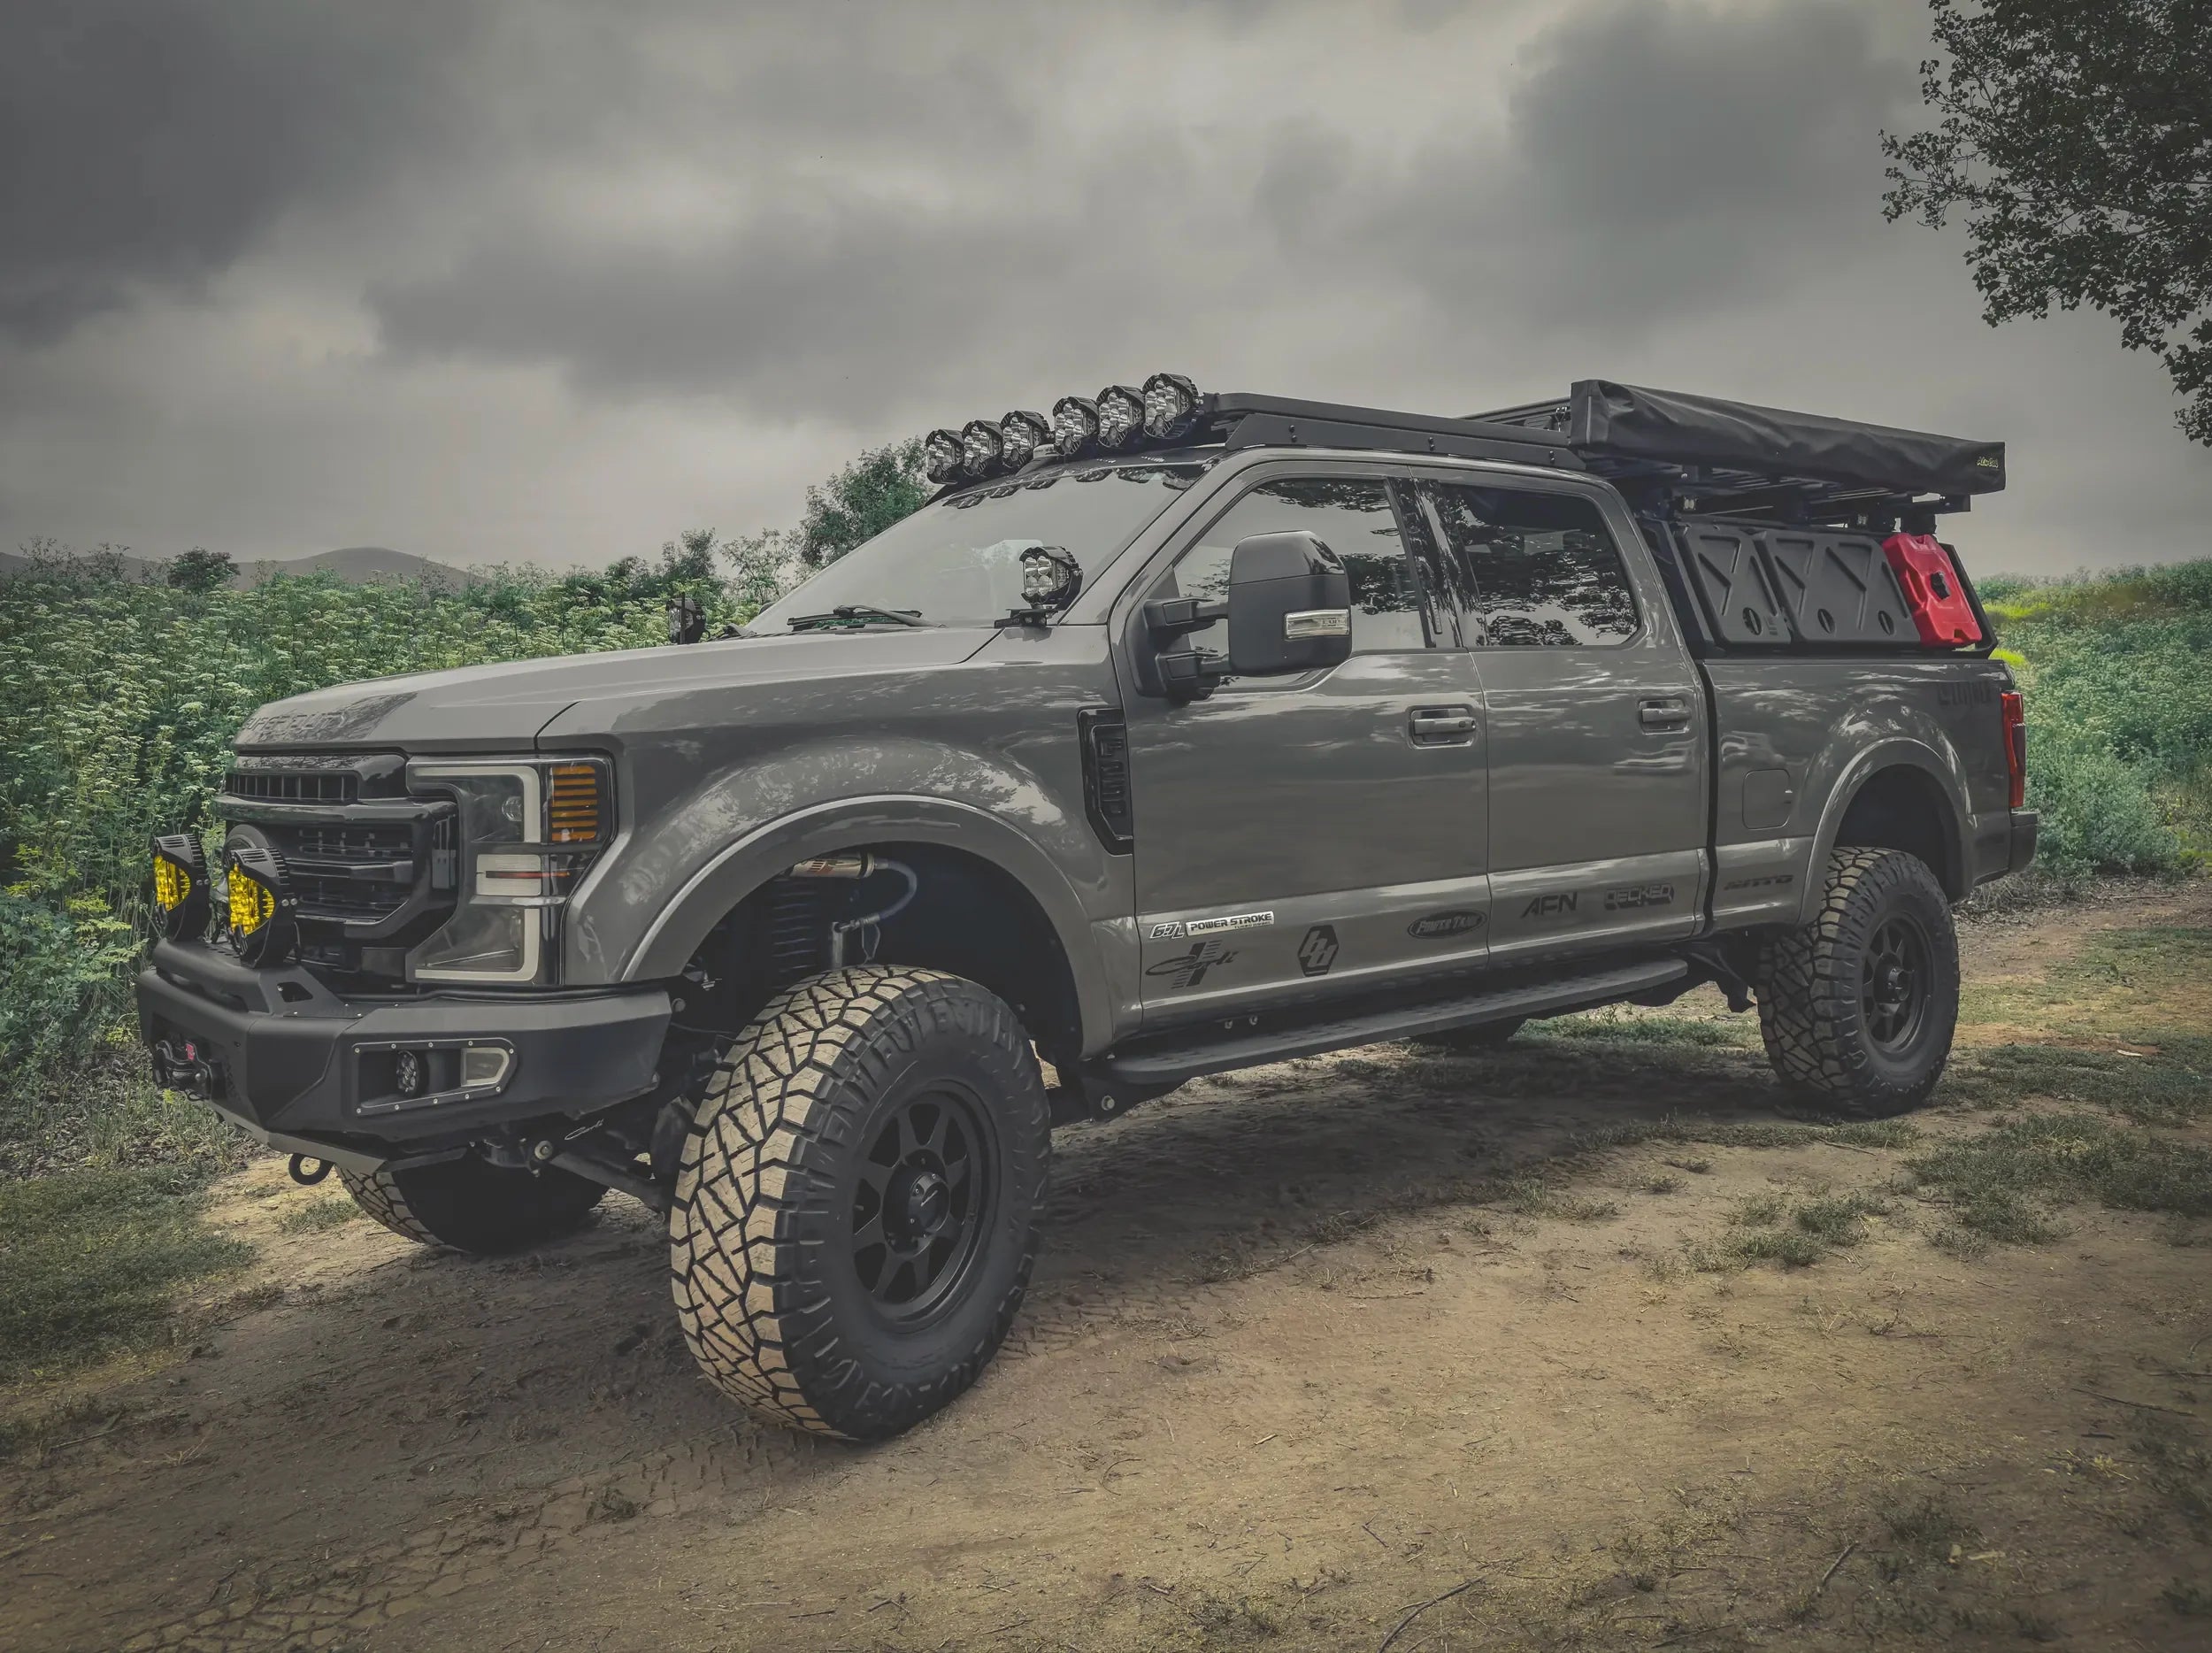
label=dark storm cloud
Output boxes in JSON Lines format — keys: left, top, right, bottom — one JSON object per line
{"left": 1262, "top": 0, "right": 1910, "bottom": 336}
{"left": 0, "top": 1, "right": 474, "bottom": 340}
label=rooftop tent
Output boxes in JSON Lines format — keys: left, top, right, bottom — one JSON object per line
{"left": 1544, "top": 381, "right": 2006, "bottom": 502}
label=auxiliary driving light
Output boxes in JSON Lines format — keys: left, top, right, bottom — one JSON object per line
{"left": 1052, "top": 396, "right": 1100, "bottom": 458}
{"left": 960, "top": 419, "right": 1003, "bottom": 476}
{"left": 1142, "top": 373, "right": 1201, "bottom": 441}
{"left": 223, "top": 842, "right": 299, "bottom": 967}
{"left": 998, "top": 410, "right": 1050, "bottom": 470}
{"left": 150, "top": 834, "right": 211, "bottom": 943}
{"left": 1019, "top": 545, "right": 1082, "bottom": 610}
{"left": 923, "top": 428, "right": 965, "bottom": 484}
{"left": 1095, "top": 384, "right": 1145, "bottom": 450}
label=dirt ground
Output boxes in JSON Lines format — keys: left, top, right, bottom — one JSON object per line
{"left": 4, "top": 885, "right": 2208, "bottom": 1653}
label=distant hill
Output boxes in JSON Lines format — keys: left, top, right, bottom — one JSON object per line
{"left": 0, "top": 544, "right": 474, "bottom": 587}
{"left": 242, "top": 547, "right": 475, "bottom": 588}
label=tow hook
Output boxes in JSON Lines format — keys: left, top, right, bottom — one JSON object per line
{"left": 288, "top": 1154, "right": 334, "bottom": 1186}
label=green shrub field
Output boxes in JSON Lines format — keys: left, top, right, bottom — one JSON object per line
{"left": 2, "top": 550, "right": 2207, "bottom": 1175}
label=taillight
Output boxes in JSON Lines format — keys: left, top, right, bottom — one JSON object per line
{"left": 2001, "top": 689, "right": 2026, "bottom": 809}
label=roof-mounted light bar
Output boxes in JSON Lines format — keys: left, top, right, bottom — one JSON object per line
{"left": 925, "top": 373, "right": 1204, "bottom": 483}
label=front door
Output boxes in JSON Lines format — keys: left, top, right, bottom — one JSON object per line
{"left": 1121, "top": 471, "right": 1491, "bottom": 1021}
{"left": 1412, "top": 478, "right": 1707, "bottom": 958}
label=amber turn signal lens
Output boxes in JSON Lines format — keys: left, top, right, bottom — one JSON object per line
{"left": 547, "top": 762, "right": 605, "bottom": 844}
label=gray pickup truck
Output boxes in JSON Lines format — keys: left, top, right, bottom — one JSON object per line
{"left": 137, "top": 376, "right": 2035, "bottom": 1440}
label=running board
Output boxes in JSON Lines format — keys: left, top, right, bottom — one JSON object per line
{"left": 1102, "top": 958, "right": 1691, "bottom": 1089}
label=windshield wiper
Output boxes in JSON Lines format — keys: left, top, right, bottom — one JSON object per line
{"left": 786, "top": 604, "right": 930, "bottom": 632}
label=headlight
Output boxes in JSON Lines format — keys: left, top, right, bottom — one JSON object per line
{"left": 223, "top": 842, "right": 298, "bottom": 967}
{"left": 998, "top": 410, "right": 1048, "bottom": 470}
{"left": 150, "top": 834, "right": 211, "bottom": 943}
{"left": 1142, "top": 372, "right": 1201, "bottom": 441}
{"left": 405, "top": 757, "right": 611, "bottom": 984}
{"left": 1095, "top": 384, "right": 1145, "bottom": 450}
{"left": 960, "top": 419, "right": 1003, "bottom": 477}
{"left": 923, "top": 427, "right": 965, "bottom": 483}
{"left": 1052, "top": 396, "right": 1099, "bottom": 458}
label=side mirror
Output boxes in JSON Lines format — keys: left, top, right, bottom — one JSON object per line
{"left": 667, "top": 593, "right": 705, "bottom": 646}
{"left": 1224, "top": 531, "right": 1352, "bottom": 676}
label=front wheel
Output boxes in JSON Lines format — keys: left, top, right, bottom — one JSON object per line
{"left": 668, "top": 967, "right": 1050, "bottom": 1441}
{"left": 1755, "top": 847, "right": 1959, "bottom": 1118}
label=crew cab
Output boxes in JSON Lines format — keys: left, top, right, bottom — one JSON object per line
{"left": 137, "top": 375, "right": 2036, "bottom": 1440}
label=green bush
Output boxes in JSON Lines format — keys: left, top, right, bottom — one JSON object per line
{"left": 0, "top": 550, "right": 739, "bottom": 1146}
{"left": 1985, "top": 561, "right": 2212, "bottom": 876}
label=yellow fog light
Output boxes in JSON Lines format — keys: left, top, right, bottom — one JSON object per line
{"left": 223, "top": 842, "right": 298, "bottom": 967}
{"left": 150, "top": 834, "right": 211, "bottom": 943}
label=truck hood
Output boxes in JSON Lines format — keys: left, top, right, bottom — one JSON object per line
{"left": 234, "top": 627, "right": 996, "bottom": 751}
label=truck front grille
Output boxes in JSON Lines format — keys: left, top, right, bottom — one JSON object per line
{"left": 219, "top": 753, "right": 455, "bottom": 977}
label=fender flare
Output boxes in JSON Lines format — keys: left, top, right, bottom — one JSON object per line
{"left": 1796, "top": 737, "right": 1974, "bottom": 921}
{"left": 619, "top": 793, "right": 1116, "bottom": 1053}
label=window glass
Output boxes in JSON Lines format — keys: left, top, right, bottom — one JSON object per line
{"left": 750, "top": 463, "right": 1203, "bottom": 631}
{"left": 1164, "top": 477, "right": 1426, "bottom": 653}
{"left": 1420, "top": 484, "right": 1639, "bottom": 646}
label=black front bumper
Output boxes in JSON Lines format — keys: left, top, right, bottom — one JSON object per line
{"left": 135, "top": 941, "right": 671, "bottom": 1166}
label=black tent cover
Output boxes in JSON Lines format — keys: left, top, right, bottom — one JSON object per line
{"left": 1566, "top": 381, "right": 2006, "bottom": 499}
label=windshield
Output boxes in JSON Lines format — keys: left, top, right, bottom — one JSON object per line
{"left": 751, "top": 463, "right": 1207, "bottom": 630}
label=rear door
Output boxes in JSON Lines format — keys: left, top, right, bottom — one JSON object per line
{"left": 1411, "top": 478, "right": 1707, "bottom": 957}
{"left": 1121, "top": 468, "right": 1492, "bottom": 1020}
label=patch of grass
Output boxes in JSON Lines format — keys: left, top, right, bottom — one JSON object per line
{"left": 0, "top": 1165, "right": 251, "bottom": 1380}
{"left": 277, "top": 1195, "right": 362, "bottom": 1234}
{"left": 1640, "top": 1173, "right": 1683, "bottom": 1196}
{"left": 0, "top": 1049, "right": 254, "bottom": 1180}
{"left": 1502, "top": 1179, "right": 1620, "bottom": 1223}
{"left": 1732, "top": 1193, "right": 1786, "bottom": 1226}
{"left": 1663, "top": 1155, "right": 1713, "bottom": 1174}
{"left": 1947, "top": 1037, "right": 2212, "bottom": 1126}
{"left": 1534, "top": 1010, "right": 1753, "bottom": 1048}
{"left": 1793, "top": 1193, "right": 1886, "bottom": 1246}
{"left": 1903, "top": 1112, "right": 2212, "bottom": 1252}
{"left": 1726, "top": 1227, "right": 1824, "bottom": 1267}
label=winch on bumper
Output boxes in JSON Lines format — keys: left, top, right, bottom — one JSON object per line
{"left": 138, "top": 939, "right": 670, "bottom": 1171}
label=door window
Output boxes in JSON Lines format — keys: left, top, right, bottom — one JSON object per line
{"left": 1418, "top": 484, "right": 1639, "bottom": 646}
{"left": 1163, "top": 476, "right": 1432, "bottom": 653}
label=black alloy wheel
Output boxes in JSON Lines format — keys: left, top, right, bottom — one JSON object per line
{"left": 851, "top": 1087, "right": 994, "bottom": 1319}
{"left": 1861, "top": 913, "right": 1932, "bottom": 1052}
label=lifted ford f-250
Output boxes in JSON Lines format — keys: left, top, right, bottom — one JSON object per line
{"left": 138, "top": 375, "right": 2036, "bottom": 1440}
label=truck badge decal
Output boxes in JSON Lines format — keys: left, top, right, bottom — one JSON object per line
{"left": 1604, "top": 883, "right": 1676, "bottom": 911}
{"left": 1295, "top": 926, "right": 1339, "bottom": 977}
{"left": 1722, "top": 873, "right": 1795, "bottom": 891}
{"left": 1185, "top": 910, "right": 1275, "bottom": 936}
{"left": 1521, "top": 893, "right": 1578, "bottom": 919}
{"left": 1407, "top": 909, "right": 1485, "bottom": 940}
{"left": 1145, "top": 941, "right": 1238, "bottom": 989}
{"left": 1148, "top": 920, "right": 1186, "bottom": 941}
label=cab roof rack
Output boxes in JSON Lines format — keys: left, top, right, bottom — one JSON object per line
{"left": 935, "top": 375, "right": 2003, "bottom": 533}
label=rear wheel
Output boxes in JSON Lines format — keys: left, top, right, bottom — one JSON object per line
{"left": 1755, "top": 847, "right": 1958, "bottom": 1117}
{"left": 668, "top": 966, "right": 1049, "bottom": 1441}
{"left": 340, "top": 1153, "right": 604, "bottom": 1253}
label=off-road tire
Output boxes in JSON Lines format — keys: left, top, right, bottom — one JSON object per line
{"left": 1755, "top": 847, "right": 1959, "bottom": 1118}
{"left": 668, "top": 966, "right": 1050, "bottom": 1441}
{"left": 1410, "top": 1017, "right": 1526, "bottom": 1053}
{"left": 339, "top": 1154, "right": 604, "bottom": 1253}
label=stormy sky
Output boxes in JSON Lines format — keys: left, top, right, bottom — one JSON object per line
{"left": 4, "top": 0, "right": 2204, "bottom": 576}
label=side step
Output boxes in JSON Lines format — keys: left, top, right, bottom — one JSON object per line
{"left": 1102, "top": 957, "right": 1691, "bottom": 1089}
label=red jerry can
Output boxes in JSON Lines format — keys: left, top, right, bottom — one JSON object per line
{"left": 1880, "top": 534, "right": 1983, "bottom": 646}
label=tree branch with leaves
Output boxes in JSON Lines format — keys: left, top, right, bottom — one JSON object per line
{"left": 1883, "top": 0, "right": 2212, "bottom": 442}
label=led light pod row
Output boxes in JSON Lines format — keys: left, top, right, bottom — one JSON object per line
{"left": 924, "top": 373, "right": 1201, "bottom": 483}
